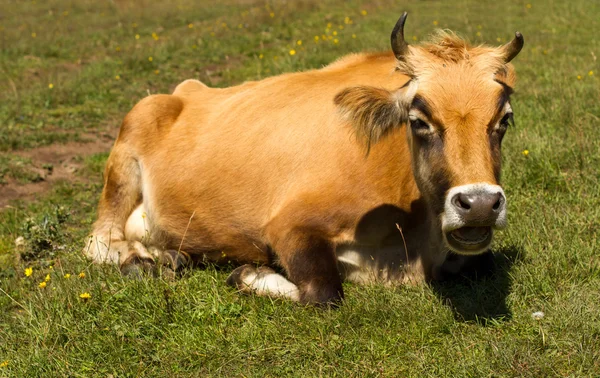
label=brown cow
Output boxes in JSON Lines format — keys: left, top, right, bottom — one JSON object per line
{"left": 84, "top": 13, "right": 523, "bottom": 305}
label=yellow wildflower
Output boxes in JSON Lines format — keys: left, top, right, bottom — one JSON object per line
{"left": 526, "top": 4, "right": 532, "bottom": 8}
{"left": 115, "top": 75, "right": 121, "bottom": 80}
{"left": 333, "top": 30, "right": 338, "bottom": 36}
{"left": 79, "top": 272, "right": 86, "bottom": 279}
{"left": 48, "top": 83, "right": 54, "bottom": 89}
{"left": 152, "top": 32, "right": 159, "bottom": 40}
{"left": 148, "top": 56, "right": 153, "bottom": 62}
{"left": 589, "top": 71, "right": 594, "bottom": 76}
{"left": 361, "top": 10, "right": 367, "bottom": 16}
{"left": 0, "top": 360, "right": 7, "bottom": 367}
{"left": 25, "top": 267, "right": 33, "bottom": 277}
{"left": 44, "top": 274, "right": 51, "bottom": 282}
{"left": 339, "top": 25, "right": 344, "bottom": 30}
{"left": 188, "top": 23, "right": 194, "bottom": 29}
{"left": 433, "top": 20, "right": 439, "bottom": 26}
{"left": 269, "top": 12, "right": 274, "bottom": 18}
{"left": 333, "top": 39, "right": 339, "bottom": 44}
{"left": 522, "top": 150, "right": 529, "bottom": 156}
{"left": 135, "top": 34, "right": 140, "bottom": 40}
{"left": 577, "top": 75, "right": 582, "bottom": 80}
{"left": 31, "top": 32, "right": 37, "bottom": 38}
{"left": 352, "top": 34, "right": 356, "bottom": 39}
{"left": 39, "top": 281, "right": 47, "bottom": 289}
{"left": 259, "top": 53, "right": 264, "bottom": 59}
{"left": 64, "top": 273, "right": 71, "bottom": 279}
{"left": 289, "top": 49, "right": 296, "bottom": 56}
{"left": 115, "top": 46, "right": 121, "bottom": 52}
{"left": 314, "top": 36, "right": 319, "bottom": 42}
{"left": 297, "top": 40, "right": 302, "bottom": 46}
{"left": 496, "top": 37, "right": 502, "bottom": 42}
{"left": 477, "top": 25, "right": 482, "bottom": 29}
{"left": 476, "top": 32, "right": 482, "bottom": 37}
{"left": 154, "top": 70, "right": 160, "bottom": 75}
{"left": 141, "top": 212, "right": 147, "bottom": 218}
{"left": 79, "top": 292, "right": 91, "bottom": 300}
{"left": 132, "top": 22, "right": 138, "bottom": 28}
{"left": 327, "top": 23, "right": 332, "bottom": 29}
{"left": 412, "top": 35, "right": 417, "bottom": 41}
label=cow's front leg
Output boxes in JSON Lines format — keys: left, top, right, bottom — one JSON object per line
{"left": 268, "top": 226, "right": 344, "bottom": 306}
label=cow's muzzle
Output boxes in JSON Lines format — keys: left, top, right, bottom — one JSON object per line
{"left": 441, "top": 183, "right": 507, "bottom": 254}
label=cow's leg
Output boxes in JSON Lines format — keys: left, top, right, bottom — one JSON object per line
{"left": 83, "top": 143, "right": 155, "bottom": 274}
{"left": 225, "top": 228, "right": 343, "bottom": 306}
{"left": 124, "top": 204, "right": 192, "bottom": 272}
{"left": 264, "top": 217, "right": 343, "bottom": 305}
{"left": 226, "top": 265, "right": 300, "bottom": 301}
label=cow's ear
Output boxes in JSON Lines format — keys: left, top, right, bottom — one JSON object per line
{"left": 334, "top": 83, "right": 416, "bottom": 149}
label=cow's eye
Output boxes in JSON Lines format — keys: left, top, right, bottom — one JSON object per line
{"left": 409, "top": 117, "right": 431, "bottom": 134}
{"left": 499, "top": 112, "right": 513, "bottom": 129}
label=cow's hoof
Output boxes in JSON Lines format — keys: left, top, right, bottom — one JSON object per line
{"left": 299, "top": 281, "right": 344, "bottom": 308}
{"left": 120, "top": 256, "right": 156, "bottom": 278}
{"left": 226, "top": 264, "right": 257, "bottom": 288}
{"left": 158, "top": 266, "right": 177, "bottom": 280}
{"left": 158, "top": 249, "right": 191, "bottom": 271}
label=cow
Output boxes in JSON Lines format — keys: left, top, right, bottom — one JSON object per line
{"left": 84, "top": 13, "right": 523, "bottom": 306}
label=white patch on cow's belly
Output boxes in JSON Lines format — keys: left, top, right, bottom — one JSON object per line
{"left": 337, "top": 249, "right": 373, "bottom": 284}
{"left": 336, "top": 245, "right": 408, "bottom": 284}
{"left": 242, "top": 271, "right": 300, "bottom": 301}
{"left": 124, "top": 204, "right": 149, "bottom": 242}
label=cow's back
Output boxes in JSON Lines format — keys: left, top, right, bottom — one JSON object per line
{"left": 135, "top": 52, "right": 415, "bottom": 253}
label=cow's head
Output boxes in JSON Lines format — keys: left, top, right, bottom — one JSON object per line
{"left": 335, "top": 13, "right": 523, "bottom": 255}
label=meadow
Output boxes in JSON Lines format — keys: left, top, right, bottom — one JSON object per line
{"left": 0, "top": 0, "right": 599, "bottom": 376}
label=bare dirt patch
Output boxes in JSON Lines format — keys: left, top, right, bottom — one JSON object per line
{"left": 0, "top": 133, "right": 115, "bottom": 208}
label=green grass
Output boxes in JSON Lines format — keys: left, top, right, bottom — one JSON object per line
{"left": 1, "top": 0, "right": 599, "bottom": 376}
{"left": 0, "top": 154, "right": 43, "bottom": 184}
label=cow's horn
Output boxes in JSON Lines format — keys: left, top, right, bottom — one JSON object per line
{"left": 391, "top": 12, "right": 409, "bottom": 61}
{"left": 501, "top": 32, "right": 524, "bottom": 63}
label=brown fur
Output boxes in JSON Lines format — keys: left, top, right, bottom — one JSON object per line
{"left": 85, "top": 28, "right": 521, "bottom": 305}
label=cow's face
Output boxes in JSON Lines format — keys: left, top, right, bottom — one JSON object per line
{"left": 335, "top": 13, "right": 523, "bottom": 255}
{"left": 406, "top": 65, "right": 514, "bottom": 254}
{"left": 399, "top": 15, "right": 523, "bottom": 254}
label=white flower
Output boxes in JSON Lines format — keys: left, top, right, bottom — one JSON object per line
{"left": 531, "top": 311, "right": 545, "bottom": 320}
{"left": 15, "top": 236, "right": 25, "bottom": 247}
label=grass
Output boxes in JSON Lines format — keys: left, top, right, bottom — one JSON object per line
{"left": 1, "top": 0, "right": 599, "bottom": 376}
{"left": 0, "top": 155, "right": 43, "bottom": 185}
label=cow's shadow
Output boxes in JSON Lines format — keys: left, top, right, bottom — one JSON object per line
{"left": 430, "top": 245, "right": 523, "bottom": 324}
{"left": 351, "top": 204, "right": 522, "bottom": 324}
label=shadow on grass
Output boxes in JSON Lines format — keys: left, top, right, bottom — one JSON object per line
{"left": 431, "top": 245, "right": 524, "bottom": 324}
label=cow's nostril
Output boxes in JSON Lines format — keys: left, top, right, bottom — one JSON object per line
{"left": 452, "top": 193, "right": 471, "bottom": 211}
{"left": 492, "top": 197, "right": 501, "bottom": 210}
{"left": 491, "top": 192, "right": 504, "bottom": 211}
